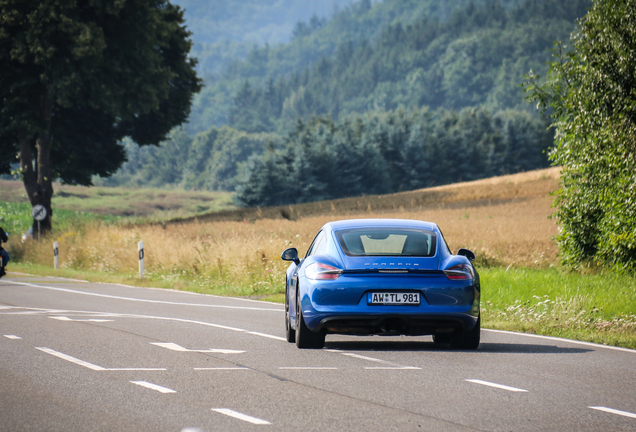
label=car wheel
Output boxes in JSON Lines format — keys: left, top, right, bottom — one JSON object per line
{"left": 285, "top": 285, "right": 296, "bottom": 343}
{"left": 432, "top": 333, "right": 451, "bottom": 345}
{"left": 295, "top": 292, "right": 325, "bottom": 349}
{"left": 451, "top": 316, "right": 480, "bottom": 350}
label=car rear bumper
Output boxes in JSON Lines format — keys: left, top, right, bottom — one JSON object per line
{"left": 313, "top": 313, "right": 478, "bottom": 336}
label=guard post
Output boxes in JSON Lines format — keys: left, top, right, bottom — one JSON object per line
{"left": 53, "top": 241, "right": 59, "bottom": 270}
{"left": 138, "top": 241, "right": 144, "bottom": 278}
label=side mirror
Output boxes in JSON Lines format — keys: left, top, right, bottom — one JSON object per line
{"left": 281, "top": 247, "right": 300, "bottom": 265}
{"left": 457, "top": 248, "right": 475, "bottom": 262}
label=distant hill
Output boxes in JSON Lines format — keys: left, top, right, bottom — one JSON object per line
{"left": 185, "top": 0, "right": 591, "bottom": 135}
{"left": 98, "top": 0, "right": 587, "bottom": 203}
{"left": 170, "top": 0, "right": 356, "bottom": 78}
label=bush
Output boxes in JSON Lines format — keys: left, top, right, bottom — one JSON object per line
{"left": 524, "top": 0, "right": 636, "bottom": 271}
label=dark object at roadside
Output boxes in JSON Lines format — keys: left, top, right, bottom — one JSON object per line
{"left": 0, "top": 227, "right": 9, "bottom": 277}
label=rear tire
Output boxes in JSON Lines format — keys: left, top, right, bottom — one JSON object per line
{"left": 285, "top": 286, "right": 295, "bottom": 343}
{"left": 451, "top": 316, "right": 480, "bottom": 350}
{"left": 295, "top": 293, "right": 325, "bottom": 349}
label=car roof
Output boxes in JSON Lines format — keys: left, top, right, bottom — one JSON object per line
{"left": 324, "top": 219, "right": 438, "bottom": 231}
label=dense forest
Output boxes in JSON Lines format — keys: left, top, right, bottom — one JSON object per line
{"left": 96, "top": 0, "right": 591, "bottom": 207}
{"left": 235, "top": 108, "right": 553, "bottom": 206}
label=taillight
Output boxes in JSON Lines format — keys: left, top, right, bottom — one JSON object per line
{"left": 444, "top": 263, "right": 475, "bottom": 280}
{"left": 305, "top": 263, "right": 342, "bottom": 280}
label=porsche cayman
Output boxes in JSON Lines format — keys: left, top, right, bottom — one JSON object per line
{"left": 281, "top": 219, "right": 480, "bottom": 349}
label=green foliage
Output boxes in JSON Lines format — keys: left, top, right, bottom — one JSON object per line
{"left": 234, "top": 107, "right": 553, "bottom": 206}
{"left": 0, "top": 0, "right": 202, "bottom": 182}
{"left": 524, "top": 0, "right": 636, "bottom": 271}
{"left": 189, "top": 0, "right": 590, "bottom": 135}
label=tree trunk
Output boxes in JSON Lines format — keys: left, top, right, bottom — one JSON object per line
{"left": 20, "top": 90, "right": 54, "bottom": 235}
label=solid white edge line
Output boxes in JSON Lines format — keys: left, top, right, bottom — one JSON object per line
{"left": 466, "top": 379, "right": 528, "bottom": 392}
{"left": 2, "top": 271, "right": 90, "bottom": 282}
{"left": 130, "top": 381, "right": 176, "bottom": 394}
{"left": 36, "top": 347, "right": 105, "bottom": 371}
{"left": 4, "top": 271, "right": 281, "bottom": 304}
{"left": 211, "top": 408, "right": 271, "bottom": 425}
{"left": 3, "top": 335, "right": 21, "bottom": 339}
{"left": 483, "top": 329, "right": 636, "bottom": 354}
{"left": 2, "top": 280, "right": 282, "bottom": 312}
{"left": 589, "top": 406, "right": 636, "bottom": 419}
{"left": 4, "top": 306, "right": 284, "bottom": 342}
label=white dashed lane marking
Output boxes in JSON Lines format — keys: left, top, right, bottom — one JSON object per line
{"left": 212, "top": 408, "right": 271, "bottom": 425}
{"left": 50, "top": 316, "right": 113, "bottom": 322}
{"left": 194, "top": 367, "right": 250, "bottom": 371}
{"left": 130, "top": 381, "right": 176, "bottom": 394}
{"left": 365, "top": 366, "right": 421, "bottom": 370}
{"left": 3, "top": 335, "right": 21, "bottom": 339}
{"left": 589, "top": 406, "right": 636, "bottom": 419}
{"left": 279, "top": 367, "right": 338, "bottom": 370}
{"left": 325, "top": 349, "right": 421, "bottom": 370}
{"left": 466, "top": 379, "right": 528, "bottom": 392}
{"left": 36, "top": 347, "right": 166, "bottom": 371}
{"left": 151, "top": 342, "right": 245, "bottom": 354}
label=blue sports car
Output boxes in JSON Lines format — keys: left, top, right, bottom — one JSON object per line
{"left": 281, "top": 219, "right": 480, "bottom": 349}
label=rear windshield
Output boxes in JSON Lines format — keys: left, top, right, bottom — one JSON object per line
{"left": 335, "top": 228, "right": 436, "bottom": 257}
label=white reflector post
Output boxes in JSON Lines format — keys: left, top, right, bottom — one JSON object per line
{"left": 138, "top": 241, "right": 144, "bottom": 279}
{"left": 53, "top": 241, "right": 59, "bottom": 270}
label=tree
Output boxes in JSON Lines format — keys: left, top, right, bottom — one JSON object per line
{"left": 0, "top": 0, "right": 202, "bottom": 232}
{"left": 524, "top": 0, "right": 636, "bottom": 270}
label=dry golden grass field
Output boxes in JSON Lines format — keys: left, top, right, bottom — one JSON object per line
{"left": 13, "top": 167, "right": 561, "bottom": 295}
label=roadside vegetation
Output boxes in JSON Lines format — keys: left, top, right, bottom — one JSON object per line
{"left": 4, "top": 168, "right": 635, "bottom": 349}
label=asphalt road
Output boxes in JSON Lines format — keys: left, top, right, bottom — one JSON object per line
{"left": 1, "top": 272, "right": 635, "bottom": 432}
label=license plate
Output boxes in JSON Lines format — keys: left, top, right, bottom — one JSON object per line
{"left": 368, "top": 292, "right": 420, "bottom": 305}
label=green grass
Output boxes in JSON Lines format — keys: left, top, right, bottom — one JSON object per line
{"left": 481, "top": 267, "right": 636, "bottom": 349}
{"left": 0, "top": 201, "right": 121, "bottom": 238}
{"left": 0, "top": 179, "right": 235, "bottom": 221}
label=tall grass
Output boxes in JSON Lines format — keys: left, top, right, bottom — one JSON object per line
{"left": 7, "top": 193, "right": 559, "bottom": 304}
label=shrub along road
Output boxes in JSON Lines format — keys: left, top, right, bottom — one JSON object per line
{"left": 1, "top": 273, "right": 635, "bottom": 431}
